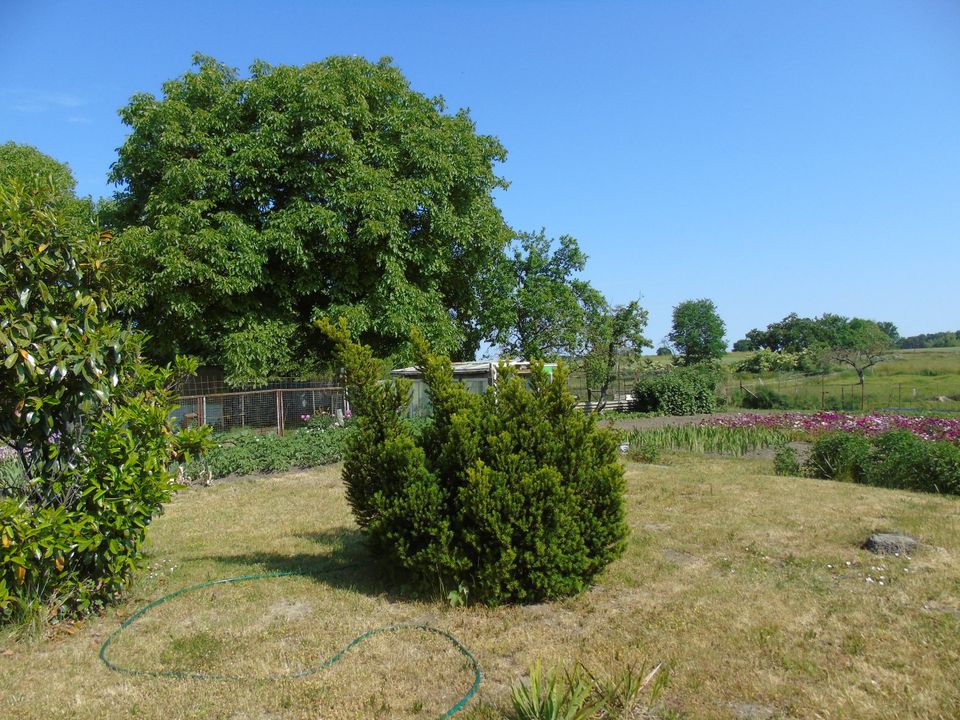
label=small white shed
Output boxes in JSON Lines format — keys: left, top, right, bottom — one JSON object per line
{"left": 390, "top": 360, "right": 556, "bottom": 417}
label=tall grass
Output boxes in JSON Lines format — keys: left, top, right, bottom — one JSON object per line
{"left": 626, "top": 425, "right": 789, "bottom": 457}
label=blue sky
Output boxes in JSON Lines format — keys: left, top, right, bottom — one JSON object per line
{"left": 2, "top": 1, "right": 958, "bottom": 349}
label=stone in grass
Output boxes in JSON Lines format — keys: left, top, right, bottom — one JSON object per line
{"left": 729, "top": 701, "right": 778, "bottom": 720}
{"left": 862, "top": 533, "right": 918, "bottom": 556}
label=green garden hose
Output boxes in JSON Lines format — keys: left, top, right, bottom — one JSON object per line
{"left": 99, "top": 572, "right": 481, "bottom": 718}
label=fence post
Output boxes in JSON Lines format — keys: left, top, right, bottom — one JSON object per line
{"left": 240, "top": 394, "right": 245, "bottom": 428}
{"left": 276, "top": 390, "right": 282, "bottom": 436}
{"left": 200, "top": 396, "right": 206, "bottom": 427}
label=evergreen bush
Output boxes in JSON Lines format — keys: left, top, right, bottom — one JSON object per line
{"left": 320, "top": 319, "right": 628, "bottom": 605}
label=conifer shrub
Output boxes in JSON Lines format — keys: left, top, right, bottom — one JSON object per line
{"left": 319, "top": 319, "right": 628, "bottom": 605}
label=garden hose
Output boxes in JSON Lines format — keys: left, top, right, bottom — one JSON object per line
{"left": 99, "top": 571, "right": 482, "bottom": 718}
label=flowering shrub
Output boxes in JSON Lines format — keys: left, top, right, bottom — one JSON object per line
{"left": 708, "top": 412, "right": 960, "bottom": 443}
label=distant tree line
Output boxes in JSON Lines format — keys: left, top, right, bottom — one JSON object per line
{"left": 896, "top": 331, "right": 960, "bottom": 349}
{"left": 733, "top": 313, "right": 899, "bottom": 353}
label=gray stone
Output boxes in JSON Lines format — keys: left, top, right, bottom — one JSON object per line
{"left": 862, "top": 533, "right": 918, "bottom": 555}
{"left": 729, "top": 701, "right": 778, "bottom": 720}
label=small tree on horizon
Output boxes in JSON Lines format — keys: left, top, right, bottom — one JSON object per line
{"left": 829, "top": 318, "right": 895, "bottom": 389}
{"left": 579, "top": 298, "right": 651, "bottom": 411}
{"left": 668, "top": 298, "right": 726, "bottom": 365}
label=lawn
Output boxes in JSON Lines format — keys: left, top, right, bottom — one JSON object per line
{"left": 3, "top": 456, "right": 959, "bottom": 719}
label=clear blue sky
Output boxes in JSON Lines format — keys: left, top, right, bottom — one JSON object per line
{"left": 2, "top": 1, "right": 958, "bottom": 349}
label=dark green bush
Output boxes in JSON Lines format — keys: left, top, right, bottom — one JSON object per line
{"left": 321, "top": 320, "right": 628, "bottom": 606}
{"left": 805, "top": 432, "right": 871, "bottom": 481}
{"left": 773, "top": 445, "right": 802, "bottom": 476}
{"left": 803, "top": 430, "right": 960, "bottom": 496}
{"left": 861, "top": 431, "right": 960, "bottom": 494}
{"left": 741, "top": 385, "right": 790, "bottom": 410}
{"left": 633, "top": 365, "right": 720, "bottom": 415}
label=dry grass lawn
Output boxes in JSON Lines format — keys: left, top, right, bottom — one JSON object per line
{"left": 2, "top": 455, "right": 959, "bottom": 719}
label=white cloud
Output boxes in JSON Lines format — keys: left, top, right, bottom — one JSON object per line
{"left": 1, "top": 89, "right": 87, "bottom": 113}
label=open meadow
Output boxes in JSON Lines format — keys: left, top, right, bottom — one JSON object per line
{"left": 3, "top": 456, "right": 958, "bottom": 720}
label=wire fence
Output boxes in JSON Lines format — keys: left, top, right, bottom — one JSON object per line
{"left": 172, "top": 378, "right": 347, "bottom": 435}
{"left": 729, "top": 374, "right": 960, "bottom": 413}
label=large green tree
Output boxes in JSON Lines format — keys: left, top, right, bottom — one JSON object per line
{"left": 669, "top": 298, "right": 726, "bottom": 365}
{"left": 108, "top": 55, "right": 513, "bottom": 383}
{"left": 492, "top": 229, "right": 601, "bottom": 360}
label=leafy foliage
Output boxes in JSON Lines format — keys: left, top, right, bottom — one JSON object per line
{"left": 109, "top": 54, "right": 513, "bottom": 380}
{"left": 579, "top": 299, "right": 650, "bottom": 411}
{"left": 633, "top": 365, "right": 722, "bottom": 415}
{"left": 190, "top": 419, "right": 355, "bottom": 479}
{"left": 510, "top": 660, "right": 599, "bottom": 720}
{"left": 734, "top": 348, "right": 807, "bottom": 374}
{"left": 509, "top": 660, "right": 666, "bottom": 720}
{"left": 773, "top": 445, "right": 802, "bottom": 476}
{"left": 668, "top": 298, "right": 726, "bottom": 365}
{"left": 0, "top": 178, "right": 124, "bottom": 496}
{"left": 493, "top": 230, "right": 601, "bottom": 361}
{"left": 897, "top": 330, "right": 960, "bottom": 349}
{"left": 321, "top": 319, "right": 628, "bottom": 605}
{"left": 805, "top": 432, "right": 872, "bottom": 481}
{"left": 626, "top": 425, "right": 787, "bottom": 456}
{"left": 828, "top": 318, "right": 894, "bottom": 385}
{"left": 739, "top": 385, "right": 790, "bottom": 410}
{"left": 803, "top": 430, "right": 960, "bottom": 495}
{"left": 0, "top": 180, "right": 184, "bottom": 623}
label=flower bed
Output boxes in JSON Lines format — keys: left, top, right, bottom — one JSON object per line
{"left": 706, "top": 412, "right": 960, "bottom": 442}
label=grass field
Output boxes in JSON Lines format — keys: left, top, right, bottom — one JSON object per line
{"left": 724, "top": 348, "right": 960, "bottom": 413}
{"left": 565, "top": 347, "right": 960, "bottom": 414}
{"left": 3, "top": 457, "right": 959, "bottom": 719}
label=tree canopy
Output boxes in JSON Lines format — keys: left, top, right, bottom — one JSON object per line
{"left": 0, "top": 142, "right": 93, "bottom": 226}
{"left": 829, "top": 318, "right": 895, "bottom": 385}
{"left": 491, "top": 230, "right": 602, "bottom": 360}
{"left": 580, "top": 299, "right": 650, "bottom": 410}
{"left": 108, "top": 55, "right": 513, "bottom": 383}
{"left": 669, "top": 298, "right": 726, "bottom": 364}
{"left": 738, "top": 313, "right": 899, "bottom": 354}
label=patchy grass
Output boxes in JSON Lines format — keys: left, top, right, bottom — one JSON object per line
{"left": 3, "top": 458, "right": 959, "bottom": 719}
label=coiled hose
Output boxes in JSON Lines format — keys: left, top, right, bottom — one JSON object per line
{"left": 99, "top": 572, "right": 481, "bottom": 718}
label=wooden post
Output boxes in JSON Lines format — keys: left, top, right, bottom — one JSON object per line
{"left": 276, "top": 390, "right": 282, "bottom": 436}
{"left": 200, "top": 396, "right": 206, "bottom": 427}
{"left": 240, "top": 393, "right": 245, "bottom": 428}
